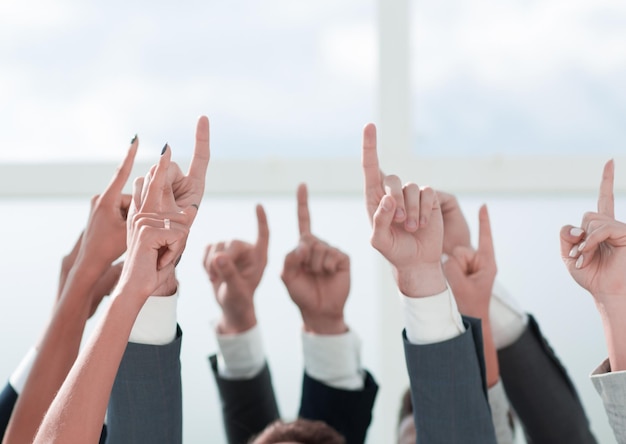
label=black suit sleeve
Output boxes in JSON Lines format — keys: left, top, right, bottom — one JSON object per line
{"left": 498, "top": 314, "right": 597, "bottom": 444}
{"left": 298, "top": 370, "right": 378, "bottom": 444}
{"left": 403, "top": 316, "right": 497, "bottom": 444}
{"left": 209, "top": 355, "right": 280, "bottom": 444}
{"left": 0, "top": 382, "right": 17, "bottom": 441}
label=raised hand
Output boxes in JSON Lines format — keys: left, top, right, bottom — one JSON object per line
{"left": 561, "top": 160, "right": 626, "bottom": 302}
{"left": 76, "top": 139, "right": 137, "bottom": 271}
{"left": 362, "top": 123, "right": 445, "bottom": 297}
{"left": 203, "top": 205, "right": 270, "bottom": 334}
{"left": 443, "top": 205, "right": 497, "bottom": 319}
{"left": 281, "top": 184, "right": 350, "bottom": 335}
{"left": 119, "top": 146, "right": 193, "bottom": 300}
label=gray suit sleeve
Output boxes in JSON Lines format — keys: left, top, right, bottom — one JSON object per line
{"left": 591, "top": 359, "right": 626, "bottom": 444}
{"left": 498, "top": 315, "right": 596, "bottom": 444}
{"left": 403, "top": 316, "right": 497, "bottom": 444}
{"left": 209, "top": 355, "right": 280, "bottom": 444}
{"left": 106, "top": 326, "right": 183, "bottom": 444}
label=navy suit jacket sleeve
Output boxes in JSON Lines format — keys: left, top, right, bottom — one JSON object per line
{"left": 0, "top": 382, "right": 17, "bottom": 441}
{"left": 209, "top": 355, "right": 280, "bottom": 444}
{"left": 298, "top": 370, "right": 378, "bottom": 444}
{"left": 498, "top": 314, "right": 597, "bottom": 444}
{"left": 106, "top": 326, "right": 183, "bottom": 444}
{"left": 403, "top": 316, "right": 497, "bottom": 444}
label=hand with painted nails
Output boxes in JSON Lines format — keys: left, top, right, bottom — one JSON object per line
{"left": 561, "top": 160, "right": 626, "bottom": 372}
{"left": 76, "top": 139, "right": 138, "bottom": 272}
{"left": 203, "top": 205, "right": 269, "bottom": 334}
{"left": 281, "top": 184, "right": 350, "bottom": 335}
{"left": 561, "top": 160, "right": 626, "bottom": 302}
{"left": 361, "top": 123, "right": 445, "bottom": 297}
{"left": 120, "top": 147, "right": 193, "bottom": 300}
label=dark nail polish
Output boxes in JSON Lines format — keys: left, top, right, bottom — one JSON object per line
{"left": 161, "top": 143, "right": 168, "bottom": 155}
{"left": 130, "top": 134, "right": 137, "bottom": 144}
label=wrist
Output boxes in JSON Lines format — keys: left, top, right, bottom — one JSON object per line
{"left": 217, "top": 311, "right": 257, "bottom": 335}
{"left": 302, "top": 315, "right": 348, "bottom": 335}
{"left": 153, "top": 272, "right": 178, "bottom": 296}
{"left": 395, "top": 263, "right": 447, "bottom": 298}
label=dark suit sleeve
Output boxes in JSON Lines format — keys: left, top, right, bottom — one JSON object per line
{"left": 209, "top": 355, "right": 280, "bottom": 444}
{"left": 298, "top": 370, "right": 378, "bottom": 444}
{"left": 403, "top": 316, "right": 497, "bottom": 444}
{"left": 0, "top": 382, "right": 17, "bottom": 441}
{"left": 498, "top": 314, "right": 597, "bottom": 444}
{"left": 106, "top": 326, "right": 183, "bottom": 444}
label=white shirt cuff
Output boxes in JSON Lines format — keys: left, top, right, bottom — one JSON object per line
{"left": 129, "top": 292, "right": 178, "bottom": 345}
{"left": 591, "top": 358, "right": 614, "bottom": 377}
{"left": 489, "top": 281, "right": 528, "bottom": 350}
{"left": 215, "top": 324, "right": 266, "bottom": 380}
{"left": 302, "top": 329, "right": 364, "bottom": 390}
{"left": 402, "top": 286, "right": 465, "bottom": 345}
{"left": 9, "top": 347, "right": 37, "bottom": 394}
{"left": 488, "top": 379, "right": 515, "bottom": 444}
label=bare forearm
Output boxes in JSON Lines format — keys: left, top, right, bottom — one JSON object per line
{"left": 596, "top": 297, "right": 626, "bottom": 371}
{"left": 34, "top": 291, "right": 145, "bottom": 443}
{"left": 481, "top": 320, "right": 500, "bottom": 388}
{"left": 4, "top": 267, "right": 98, "bottom": 444}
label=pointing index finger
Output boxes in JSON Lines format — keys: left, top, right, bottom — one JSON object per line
{"left": 362, "top": 123, "right": 382, "bottom": 193}
{"left": 102, "top": 137, "right": 139, "bottom": 201}
{"left": 598, "top": 159, "right": 615, "bottom": 218}
{"left": 255, "top": 204, "right": 270, "bottom": 252}
{"left": 143, "top": 146, "right": 171, "bottom": 211}
{"left": 187, "top": 116, "right": 210, "bottom": 186}
{"left": 297, "top": 183, "right": 311, "bottom": 235}
{"left": 477, "top": 204, "right": 495, "bottom": 261}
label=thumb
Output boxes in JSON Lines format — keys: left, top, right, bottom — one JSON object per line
{"left": 282, "top": 244, "right": 308, "bottom": 283}
{"left": 370, "top": 195, "right": 396, "bottom": 254}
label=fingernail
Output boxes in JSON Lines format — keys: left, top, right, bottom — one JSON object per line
{"left": 569, "top": 246, "right": 578, "bottom": 258}
{"left": 406, "top": 219, "right": 417, "bottom": 230}
{"left": 578, "top": 241, "right": 586, "bottom": 252}
{"left": 395, "top": 208, "right": 405, "bottom": 219}
{"left": 570, "top": 227, "right": 584, "bottom": 237}
{"left": 161, "top": 143, "right": 168, "bottom": 155}
{"left": 131, "top": 134, "right": 137, "bottom": 144}
{"left": 381, "top": 197, "right": 393, "bottom": 212}
{"left": 441, "top": 253, "right": 449, "bottom": 264}
{"left": 575, "top": 255, "right": 583, "bottom": 269}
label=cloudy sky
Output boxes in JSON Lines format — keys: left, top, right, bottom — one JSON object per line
{"left": 1, "top": 0, "right": 625, "bottom": 161}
